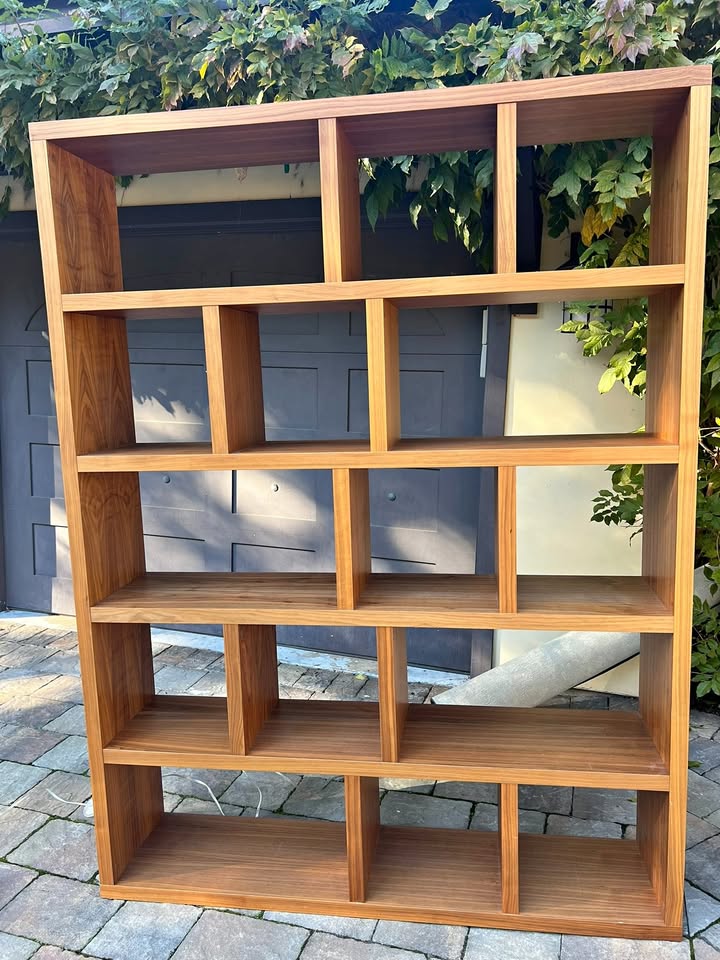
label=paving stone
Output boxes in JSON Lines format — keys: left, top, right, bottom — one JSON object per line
{"left": 357, "top": 677, "right": 379, "bottom": 700}
{"left": 686, "top": 836, "right": 720, "bottom": 900}
{"left": 44, "top": 633, "right": 79, "bottom": 652}
{"left": 178, "top": 648, "right": 223, "bottom": 671}
{"left": 276, "top": 663, "right": 306, "bottom": 686}
{"left": 433, "top": 781, "right": 498, "bottom": 803}
{"left": 33, "top": 676, "right": 83, "bottom": 703}
{"left": 264, "top": 911, "right": 376, "bottom": 940}
{"left": 407, "top": 683, "right": 431, "bottom": 703}
{"left": 0, "top": 805, "right": 48, "bottom": 856}
{"left": 0, "top": 762, "right": 48, "bottom": 804}
{"left": 153, "top": 665, "right": 206, "bottom": 694}
{"left": 465, "top": 927, "right": 561, "bottom": 959}
{"left": 84, "top": 900, "right": 201, "bottom": 960}
{"left": 279, "top": 684, "right": 313, "bottom": 700}
{"left": 0, "top": 674, "right": 54, "bottom": 702}
{"left": 0, "top": 724, "right": 63, "bottom": 763}
{"left": 283, "top": 777, "right": 346, "bottom": 821}
{"left": 695, "top": 941, "right": 720, "bottom": 960}
{"left": 546, "top": 815, "right": 622, "bottom": 839}
{"left": 43, "top": 705, "right": 87, "bottom": 735}
{"left": 470, "top": 803, "right": 545, "bottom": 834}
{"left": 0, "top": 875, "right": 120, "bottom": 950}
{"left": 187, "top": 671, "right": 226, "bottom": 697}
{"left": 220, "top": 771, "right": 300, "bottom": 812}
{"left": 569, "top": 692, "right": 608, "bottom": 710}
{"left": 691, "top": 738, "right": 720, "bottom": 774}
{"left": 174, "top": 797, "right": 243, "bottom": 816}
{"left": 37, "top": 652, "right": 81, "bottom": 677}
{"left": 15, "top": 770, "right": 91, "bottom": 817}
{"left": 33, "top": 735, "right": 88, "bottom": 774}
{"left": 162, "top": 767, "right": 239, "bottom": 800}
{"left": 163, "top": 793, "right": 182, "bottom": 812}
{"left": 378, "top": 778, "right": 434, "bottom": 794}
{"left": 571, "top": 788, "right": 637, "bottom": 824}
{"left": 291, "top": 667, "right": 337, "bottom": 695}
{"left": 542, "top": 695, "right": 572, "bottom": 708}
{"left": 0, "top": 644, "right": 55, "bottom": 669}
{"left": 28, "top": 949, "right": 91, "bottom": 960}
{"left": 152, "top": 645, "right": 195, "bottom": 666}
{"left": 687, "top": 811, "right": 720, "bottom": 848}
{"left": 313, "top": 672, "right": 368, "bottom": 700}
{"left": 0, "top": 697, "right": 68, "bottom": 727}
{"left": 701, "top": 925, "right": 720, "bottom": 951}
{"left": 607, "top": 695, "right": 639, "bottom": 712}
{"left": 0, "top": 931, "right": 36, "bottom": 960}
{"left": 301, "top": 932, "right": 420, "bottom": 960}
{"left": 7, "top": 818, "right": 97, "bottom": 881}
{"left": 373, "top": 919, "right": 467, "bottom": 959}
{"left": 172, "top": 910, "right": 308, "bottom": 960}
{"left": 561, "top": 935, "right": 689, "bottom": 958}
{"left": 468, "top": 801, "right": 498, "bottom": 831}
{"left": 426, "top": 684, "right": 450, "bottom": 702}
{"left": 685, "top": 882, "right": 720, "bottom": 935}
{"left": 519, "top": 785, "right": 572, "bottom": 815}
{"left": 380, "top": 791, "right": 471, "bottom": 829}
{"left": 688, "top": 770, "right": 720, "bottom": 817}
{"left": 0, "top": 865, "right": 36, "bottom": 910}
{"left": 691, "top": 710, "right": 720, "bottom": 739}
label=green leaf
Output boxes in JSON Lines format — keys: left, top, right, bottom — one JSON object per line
{"left": 410, "top": 0, "right": 453, "bottom": 21}
{"left": 598, "top": 367, "right": 619, "bottom": 394}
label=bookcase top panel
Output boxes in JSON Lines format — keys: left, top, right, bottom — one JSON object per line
{"left": 28, "top": 65, "right": 710, "bottom": 176}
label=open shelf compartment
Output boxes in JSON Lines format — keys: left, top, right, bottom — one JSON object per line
{"left": 90, "top": 571, "right": 672, "bottom": 631}
{"left": 102, "top": 783, "right": 669, "bottom": 937}
{"left": 104, "top": 695, "right": 669, "bottom": 791}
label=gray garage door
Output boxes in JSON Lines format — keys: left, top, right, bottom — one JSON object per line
{"left": 0, "top": 201, "right": 507, "bottom": 672}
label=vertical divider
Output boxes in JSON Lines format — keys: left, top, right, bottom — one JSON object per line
{"left": 377, "top": 626, "right": 408, "bottom": 762}
{"left": 224, "top": 624, "right": 279, "bottom": 754}
{"left": 366, "top": 298, "right": 400, "bottom": 452}
{"left": 333, "top": 468, "right": 371, "bottom": 609}
{"left": 498, "top": 783, "right": 520, "bottom": 914}
{"left": 639, "top": 84, "right": 711, "bottom": 928}
{"left": 496, "top": 466, "right": 518, "bottom": 613}
{"left": 203, "top": 305, "right": 265, "bottom": 454}
{"left": 494, "top": 102, "right": 518, "bottom": 274}
{"left": 31, "top": 139, "right": 163, "bottom": 885}
{"left": 345, "top": 775, "right": 380, "bottom": 902}
{"left": 319, "top": 117, "right": 362, "bottom": 282}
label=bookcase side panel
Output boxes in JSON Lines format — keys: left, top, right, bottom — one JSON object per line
{"left": 641, "top": 84, "right": 711, "bottom": 927}
{"left": 30, "top": 139, "right": 162, "bottom": 885}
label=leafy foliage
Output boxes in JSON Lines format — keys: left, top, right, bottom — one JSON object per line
{"left": 693, "top": 598, "right": 720, "bottom": 699}
{"left": 2, "top": 0, "right": 720, "bottom": 696}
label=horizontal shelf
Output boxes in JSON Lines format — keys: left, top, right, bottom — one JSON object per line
{"left": 31, "top": 66, "right": 708, "bottom": 176}
{"left": 102, "top": 814, "right": 669, "bottom": 936}
{"left": 104, "top": 697, "right": 669, "bottom": 790}
{"left": 76, "top": 434, "right": 680, "bottom": 472}
{"left": 62, "top": 265, "right": 684, "bottom": 317}
{"left": 90, "top": 573, "right": 673, "bottom": 631}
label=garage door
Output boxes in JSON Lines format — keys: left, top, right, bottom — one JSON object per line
{"left": 0, "top": 202, "right": 507, "bottom": 672}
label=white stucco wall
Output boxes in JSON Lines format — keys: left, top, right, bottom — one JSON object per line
{"left": 495, "top": 302, "right": 645, "bottom": 695}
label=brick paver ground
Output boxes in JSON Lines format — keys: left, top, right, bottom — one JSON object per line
{"left": 0, "top": 614, "right": 719, "bottom": 959}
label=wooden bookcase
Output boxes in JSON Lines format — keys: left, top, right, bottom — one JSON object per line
{"left": 29, "top": 67, "right": 710, "bottom": 939}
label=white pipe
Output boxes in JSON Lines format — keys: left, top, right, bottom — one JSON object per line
{"left": 434, "top": 631, "right": 640, "bottom": 707}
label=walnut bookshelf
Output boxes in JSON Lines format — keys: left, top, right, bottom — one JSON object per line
{"left": 30, "top": 66, "right": 710, "bottom": 940}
